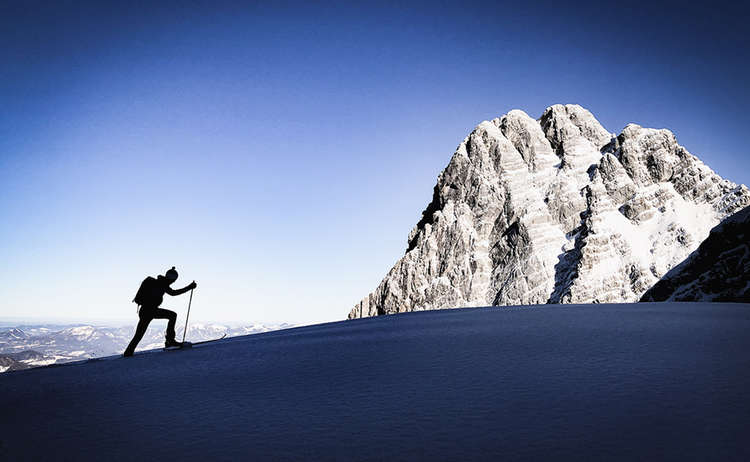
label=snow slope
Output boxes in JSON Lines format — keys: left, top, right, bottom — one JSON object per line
{"left": 2, "top": 303, "right": 749, "bottom": 461}
{"left": 642, "top": 205, "right": 750, "bottom": 302}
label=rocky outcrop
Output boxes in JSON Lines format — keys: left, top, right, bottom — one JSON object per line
{"left": 350, "top": 104, "right": 750, "bottom": 318}
{"left": 640, "top": 205, "right": 750, "bottom": 302}
{"left": 0, "top": 355, "right": 32, "bottom": 372}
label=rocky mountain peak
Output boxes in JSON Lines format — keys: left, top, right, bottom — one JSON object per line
{"left": 540, "top": 104, "right": 612, "bottom": 155}
{"left": 350, "top": 105, "right": 750, "bottom": 319}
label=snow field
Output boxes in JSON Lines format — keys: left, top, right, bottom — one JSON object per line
{"left": 1, "top": 303, "right": 749, "bottom": 461}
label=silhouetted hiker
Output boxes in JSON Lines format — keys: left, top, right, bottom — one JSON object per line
{"left": 123, "top": 266, "right": 197, "bottom": 357}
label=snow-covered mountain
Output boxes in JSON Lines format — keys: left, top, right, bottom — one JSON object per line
{"left": 0, "top": 328, "right": 28, "bottom": 341}
{"left": 0, "top": 322, "right": 294, "bottom": 371}
{"left": 350, "top": 105, "right": 750, "bottom": 318}
{"left": 1, "top": 303, "right": 749, "bottom": 460}
{"left": 641, "top": 205, "right": 750, "bottom": 302}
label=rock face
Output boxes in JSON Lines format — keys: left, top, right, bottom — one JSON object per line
{"left": 349, "top": 104, "right": 750, "bottom": 319}
{"left": 641, "top": 205, "right": 750, "bottom": 302}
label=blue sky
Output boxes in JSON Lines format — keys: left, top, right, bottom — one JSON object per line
{"left": 1, "top": 1, "right": 748, "bottom": 324}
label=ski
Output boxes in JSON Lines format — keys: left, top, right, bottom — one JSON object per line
{"left": 163, "top": 333, "right": 227, "bottom": 351}
{"left": 192, "top": 333, "right": 227, "bottom": 345}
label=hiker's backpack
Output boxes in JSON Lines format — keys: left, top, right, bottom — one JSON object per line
{"left": 133, "top": 276, "right": 161, "bottom": 307}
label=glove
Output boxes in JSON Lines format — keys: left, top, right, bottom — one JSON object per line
{"left": 189, "top": 281, "right": 198, "bottom": 290}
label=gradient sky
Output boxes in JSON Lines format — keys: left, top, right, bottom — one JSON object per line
{"left": 1, "top": 0, "right": 749, "bottom": 325}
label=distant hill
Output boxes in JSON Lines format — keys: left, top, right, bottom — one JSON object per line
{"left": 0, "top": 353, "right": 33, "bottom": 372}
{"left": 0, "top": 322, "right": 294, "bottom": 372}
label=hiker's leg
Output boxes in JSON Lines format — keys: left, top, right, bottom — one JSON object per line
{"left": 153, "top": 308, "right": 178, "bottom": 341}
{"left": 124, "top": 313, "right": 153, "bottom": 355}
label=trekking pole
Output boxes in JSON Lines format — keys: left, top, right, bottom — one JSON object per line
{"left": 182, "top": 288, "right": 194, "bottom": 343}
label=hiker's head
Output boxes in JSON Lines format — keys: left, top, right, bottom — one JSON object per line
{"left": 165, "top": 266, "right": 178, "bottom": 284}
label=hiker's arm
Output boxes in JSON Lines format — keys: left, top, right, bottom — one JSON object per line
{"left": 166, "top": 281, "right": 197, "bottom": 296}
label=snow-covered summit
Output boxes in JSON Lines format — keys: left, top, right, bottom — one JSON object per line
{"left": 62, "top": 325, "right": 98, "bottom": 340}
{"left": 350, "top": 105, "right": 750, "bottom": 318}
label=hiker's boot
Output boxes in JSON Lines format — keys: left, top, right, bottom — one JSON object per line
{"left": 165, "top": 338, "right": 183, "bottom": 348}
